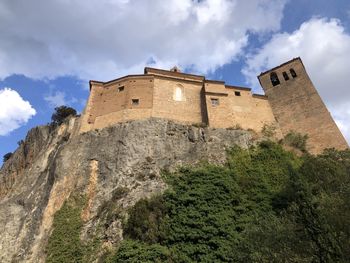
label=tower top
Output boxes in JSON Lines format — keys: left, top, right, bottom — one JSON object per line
{"left": 258, "top": 57, "right": 303, "bottom": 77}
{"left": 170, "top": 66, "right": 181, "bottom": 73}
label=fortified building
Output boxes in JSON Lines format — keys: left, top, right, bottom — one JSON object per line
{"left": 80, "top": 57, "right": 348, "bottom": 154}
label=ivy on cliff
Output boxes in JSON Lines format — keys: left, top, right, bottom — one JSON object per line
{"left": 45, "top": 142, "right": 350, "bottom": 262}
{"left": 111, "top": 142, "right": 350, "bottom": 262}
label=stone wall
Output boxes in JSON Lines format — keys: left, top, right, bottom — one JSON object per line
{"left": 204, "top": 81, "right": 280, "bottom": 134}
{"left": 258, "top": 57, "right": 348, "bottom": 153}
{"left": 151, "top": 77, "right": 205, "bottom": 124}
{"left": 79, "top": 61, "right": 348, "bottom": 154}
{"left": 80, "top": 76, "right": 154, "bottom": 133}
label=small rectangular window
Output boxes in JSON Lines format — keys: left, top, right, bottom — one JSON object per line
{"left": 132, "top": 99, "right": 139, "bottom": 105}
{"left": 118, "top": 86, "right": 124, "bottom": 92}
{"left": 290, "top": 68, "right": 297, "bottom": 78}
{"left": 211, "top": 98, "right": 219, "bottom": 106}
{"left": 282, "top": 72, "right": 289, "bottom": 81}
{"left": 234, "top": 91, "right": 241, "bottom": 96}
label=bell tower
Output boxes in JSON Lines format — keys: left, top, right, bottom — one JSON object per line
{"left": 258, "top": 57, "right": 348, "bottom": 154}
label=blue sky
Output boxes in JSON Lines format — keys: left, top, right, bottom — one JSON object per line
{"left": 1, "top": 0, "right": 350, "bottom": 165}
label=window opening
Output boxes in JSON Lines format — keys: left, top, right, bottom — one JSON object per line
{"left": 282, "top": 72, "right": 289, "bottom": 81}
{"left": 118, "top": 86, "right": 124, "bottom": 92}
{"left": 290, "top": 68, "right": 297, "bottom": 78}
{"left": 211, "top": 98, "right": 219, "bottom": 106}
{"left": 174, "top": 86, "right": 184, "bottom": 101}
{"left": 132, "top": 99, "right": 139, "bottom": 105}
{"left": 234, "top": 91, "right": 241, "bottom": 96}
{"left": 270, "top": 72, "right": 280, "bottom": 86}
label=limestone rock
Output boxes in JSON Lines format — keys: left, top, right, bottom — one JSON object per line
{"left": 0, "top": 117, "right": 253, "bottom": 262}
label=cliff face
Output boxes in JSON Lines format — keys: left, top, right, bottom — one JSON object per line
{"left": 0, "top": 118, "right": 253, "bottom": 263}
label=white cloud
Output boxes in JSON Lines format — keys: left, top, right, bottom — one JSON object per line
{"left": 0, "top": 88, "right": 36, "bottom": 135}
{"left": 243, "top": 17, "right": 350, "bottom": 143}
{"left": 44, "top": 90, "right": 83, "bottom": 109}
{"left": 44, "top": 91, "right": 67, "bottom": 108}
{"left": 0, "top": 0, "right": 287, "bottom": 81}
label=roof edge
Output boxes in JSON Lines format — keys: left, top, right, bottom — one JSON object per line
{"left": 144, "top": 67, "right": 205, "bottom": 81}
{"left": 258, "top": 57, "right": 302, "bottom": 77}
{"left": 225, "top": 85, "right": 251, "bottom": 91}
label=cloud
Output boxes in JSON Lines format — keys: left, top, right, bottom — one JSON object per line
{"left": 0, "top": 0, "right": 287, "bottom": 81}
{"left": 44, "top": 91, "right": 67, "bottom": 108}
{"left": 0, "top": 88, "right": 36, "bottom": 136}
{"left": 44, "top": 90, "right": 83, "bottom": 110}
{"left": 242, "top": 17, "right": 350, "bottom": 143}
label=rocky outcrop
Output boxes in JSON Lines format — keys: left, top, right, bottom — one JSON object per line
{"left": 0, "top": 118, "right": 253, "bottom": 262}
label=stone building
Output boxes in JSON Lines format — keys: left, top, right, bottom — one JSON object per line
{"left": 80, "top": 57, "right": 348, "bottom": 154}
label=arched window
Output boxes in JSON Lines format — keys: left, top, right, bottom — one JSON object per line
{"left": 282, "top": 72, "right": 289, "bottom": 81}
{"left": 270, "top": 72, "right": 280, "bottom": 86}
{"left": 174, "top": 85, "right": 184, "bottom": 101}
{"left": 290, "top": 68, "right": 297, "bottom": 78}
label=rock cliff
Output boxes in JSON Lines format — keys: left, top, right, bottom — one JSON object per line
{"left": 0, "top": 118, "right": 253, "bottom": 262}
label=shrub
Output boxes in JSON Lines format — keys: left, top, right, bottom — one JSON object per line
{"left": 3, "top": 152, "right": 13, "bottom": 163}
{"left": 46, "top": 197, "right": 85, "bottom": 263}
{"left": 192, "top": 122, "right": 207, "bottom": 128}
{"left": 70, "top": 142, "right": 349, "bottom": 262}
{"left": 51, "top": 106, "right": 77, "bottom": 126}
{"left": 124, "top": 195, "right": 166, "bottom": 244}
{"left": 283, "top": 131, "right": 308, "bottom": 152}
{"left": 261, "top": 123, "right": 277, "bottom": 138}
{"left": 107, "top": 240, "right": 170, "bottom": 263}
{"left": 227, "top": 124, "right": 242, "bottom": 130}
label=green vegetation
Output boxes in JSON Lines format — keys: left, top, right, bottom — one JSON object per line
{"left": 282, "top": 130, "right": 309, "bottom": 152}
{"left": 45, "top": 142, "right": 350, "bottom": 262}
{"left": 46, "top": 197, "right": 85, "bottom": 263}
{"left": 51, "top": 105, "right": 77, "bottom": 126}
{"left": 46, "top": 196, "right": 102, "bottom": 263}
{"left": 109, "top": 240, "right": 170, "bottom": 263}
{"left": 110, "top": 142, "right": 350, "bottom": 262}
{"left": 192, "top": 122, "right": 207, "bottom": 128}
{"left": 261, "top": 123, "right": 277, "bottom": 138}
{"left": 3, "top": 152, "right": 12, "bottom": 163}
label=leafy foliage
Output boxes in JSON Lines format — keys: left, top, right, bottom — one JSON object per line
{"left": 51, "top": 105, "right": 77, "bottom": 126}
{"left": 112, "top": 143, "right": 350, "bottom": 262}
{"left": 124, "top": 195, "right": 166, "bottom": 244}
{"left": 261, "top": 123, "right": 277, "bottom": 137}
{"left": 44, "top": 142, "right": 350, "bottom": 262}
{"left": 283, "top": 131, "right": 309, "bottom": 152}
{"left": 3, "top": 152, "right": 13, "bottom": 163}
{"left": 46, "top": 197, "right": 85, "bottom": 263}
{"left": 107, "top": 240, "right": 170, "bottom": 263}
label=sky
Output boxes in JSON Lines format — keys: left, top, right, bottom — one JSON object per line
{"left": 1, "top": 0, "right": 350, "bottom": 165}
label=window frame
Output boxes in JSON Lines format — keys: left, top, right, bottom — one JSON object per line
{"left": 290, "top": 68, "right": 297, "bottom": 78}
{"left": 270, "top": 72, "right": 280, "bottom": 86}
{"left": 211, "top": 98, "right": 219, "bottom": 106}
{"left": 131, "top": 99, "right": 140, "bottom": 106}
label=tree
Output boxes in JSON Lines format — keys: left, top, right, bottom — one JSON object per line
{"left": 3, "top": 152, "right": 13, "bottom": 163}
{"left": 51, "top": 106, "right": 77, "bottom": 126}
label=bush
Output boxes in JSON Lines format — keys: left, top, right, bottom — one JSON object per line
{"left": 192, "top": 122, "right": 207, "bottom": 128}
{"left": 227, "top": 124, "right": 242, "bottom": 130}
{"left": 261, "top": 123, "right": 277, "bottom": 138}
{"left": 107, "top": 240, "right": 170, "bottom": 263}
{"left": 114, "top": 142, "right": 350, "bottom": 262}
{"left": 51, "top": 106, "right": 77, "bottom": 126}
{"left": 46, "top": 198, "right": 85, "bottom": 263}
{"left": 3, "top": 152, "right": 13, "bottom": 163}
{"left": 124, "top": 195, "right": 166, "bottom": 244}
{"left": 283, "top": 131, "right": 308, "bottom": 152}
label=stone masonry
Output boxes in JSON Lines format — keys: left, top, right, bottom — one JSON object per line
{"left": 80, "top": 58, "right": 348, "bottom": 154}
